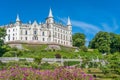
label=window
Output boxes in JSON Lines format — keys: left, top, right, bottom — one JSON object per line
{"left": 64, "top": 35, "right": 65, "bottom": 40}
{"left": 25, "top": 30, "right": 27, "bottom": 35}
{"left": 61, "top": 34, "right": 62, "bottom": 39}
{"left": 58, "top": 33, "right": 60, "bottom": 39}
{"left": 21, "top": 37, "right": 22, "bottom": 40}
{"left": 35, "top": 37, "right": 38, "bottom": 40}
{"left": 8, "top": 30, "right": 10, "bottom": 32}
{"left": 13, "top": 29, "right": 14, "bottom": 31}
{"left": 55, "top": 32, "right": 57, "bottom": 37}
{"left": 43, "top": 38, "right": 45, "bottom": 41}
{"left": 25, "top": 37, "right": 27, "bottom": 40}
{"left": 34, "top": 36, "right": 38, "bottom": 40}
{"left": 66, "top": 36, "right": 67, "bottom": 40}
{"left": 34, "top": 30, "right": 37, "bottom": 35}
{"left": 21, "top": 30, "right": 23, "bottom": 35}
{"left": 42, "top": 32, "right": 44, "bottom": 36}
{"left": 8, "top": 35, "right": 10, "bottom": 40}
{"left": 13, "top": 37, "right": 14, "bottom": 40}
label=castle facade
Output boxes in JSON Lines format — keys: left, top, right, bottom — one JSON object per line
{"left": 3, "top": 9, "right": 72, "bottom": 47}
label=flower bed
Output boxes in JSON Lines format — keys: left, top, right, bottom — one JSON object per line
{"left": 0, "top": 66, "right": 94, "bottom": 80}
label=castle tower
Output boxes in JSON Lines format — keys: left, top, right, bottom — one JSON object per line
{"left": 46, "top": 8, "right": 54, "bottom": 24}
{"left": 67, "top": 17, "right": 72, "bottom": 46}
{"left": 67, "top": 17, "right": 72, "bottom": 30}
{"left": 16, "top": 14, "right": 21, "bottom": 25}
{"left": 46, "top": 8, "right": 54, "bottom": 42}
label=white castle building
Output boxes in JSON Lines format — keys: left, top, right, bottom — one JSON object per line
{"left": 3, "top": 9, "right": 72, "bottom": 47}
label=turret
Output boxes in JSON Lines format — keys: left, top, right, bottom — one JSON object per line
{"left": 46, "top": 8, "right": 54, "bottom": 24}
{"left": 16, "top": 14, "right": 21, "bottom": 25}
{"left": 48, "top": 8, "right": 53, "bottom": 18}
{"left": 67, "top": 17, "right": 72, "bottom": 30}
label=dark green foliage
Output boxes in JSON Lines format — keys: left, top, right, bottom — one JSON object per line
{"left": 72, "top": 33, "right": 86, "bottom": 47}
{"left": 0, "top": 28, "right": 6, "bottom": 46}
{"left": 3, "top": 47, "right": 23, "bottom": 57}
{"left": 55, "top": 53, "right": 61, "bottom": 58}
{"left": 80, "top": 46, "right": 88, "bottom": 52}
{"left": 39, "top": 62, "right": 58, "bottom": 70}
{"left": 0, "top": 28, "right": 7, "bottom": 56}
{"left": 89, "top": 31, "right": 120, "bottom": 53}
{"left": 109, "top": 33, "right": 120, "bottom": 53}
{"left": 106, "top": 53, "right": 120, "bottom": 74}
{"left": 64, "top": 61, "right": 80, "bottom": 66}
{"left": 34, "top": 56, "right": 42, "bottom": 65}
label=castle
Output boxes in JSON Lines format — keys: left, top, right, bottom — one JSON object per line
{"left": 3, "top": 9, "right": 72, "bottom": 47}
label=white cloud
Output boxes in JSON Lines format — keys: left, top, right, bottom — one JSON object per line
{"left": 101, "top": 19, "right": 119, "bottom": 32}
{"left": 57, "top": 17, "right": 101, "bottom": 35}
{"left": 71, "top": 20, "right": 101, "bottom": 34}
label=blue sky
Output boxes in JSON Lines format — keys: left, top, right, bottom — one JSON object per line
{"left": 0, "top": 0, "right": 120, "bottom": 44}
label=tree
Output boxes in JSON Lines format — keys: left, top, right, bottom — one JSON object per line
{"left": 109, "top": 33, "right": 120, "bottom": 53}
{"left": 89, "top": 31, "right": 111, "bottom": 53}
{"left": 0, "top": 27, "right": 6, "bottom": 56}
{"left": 89, "top": 31, "right": 120, "bottom": 53}
{"left": 72, "top": 33, "right": 86, "bottom": 47}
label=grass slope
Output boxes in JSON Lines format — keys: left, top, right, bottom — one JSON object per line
{"left": 21, "top": 44, "right": 77, "bottom": 58}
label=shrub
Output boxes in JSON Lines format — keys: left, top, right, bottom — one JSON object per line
{"left": 40, "top": 62, "right": 57, "bottom": 70}
{"left": 64, "top": 61, "right": 80, "bottom": 66}
{"left": 55, "top": 53, "right": 61, "bottom": 58}
{"left": 80, "top": 46, "right": 88, "bottom": 52}
{"left": 34, "top": 56, "right": 42, "bottom": 65}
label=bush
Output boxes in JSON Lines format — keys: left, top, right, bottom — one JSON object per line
{"left": 64, "top": 61, "right": 80, "bottom": 66}
{"left": 55, "top": 53, "right": 61, "bottom": 58}
{"left": 80, "top": 46, "right": 88, "bottom": 52}
{"left": 34, "top": 56, "right": 42, "bottom": 65}
{"left": 40, "top": 62, "right": 57, "bottom": 70}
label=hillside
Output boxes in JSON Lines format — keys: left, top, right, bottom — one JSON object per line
{"left": 21, "top": 44, "right": 77, "bottom": 58}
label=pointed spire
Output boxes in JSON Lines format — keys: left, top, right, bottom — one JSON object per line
{"left": 39, "top": 22, "right": 42, "bottom": 24}
{"left": 48, "top": 8, "right": 53, "bottom": 18}
{"left": 67, "top": 17, "right": 71, "bottom": 25}
{"left": 16, "top": 14, "right": 20, "bottom": 22}
{"left": 29, "top": 20, "right": 31, "bottom": 24}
